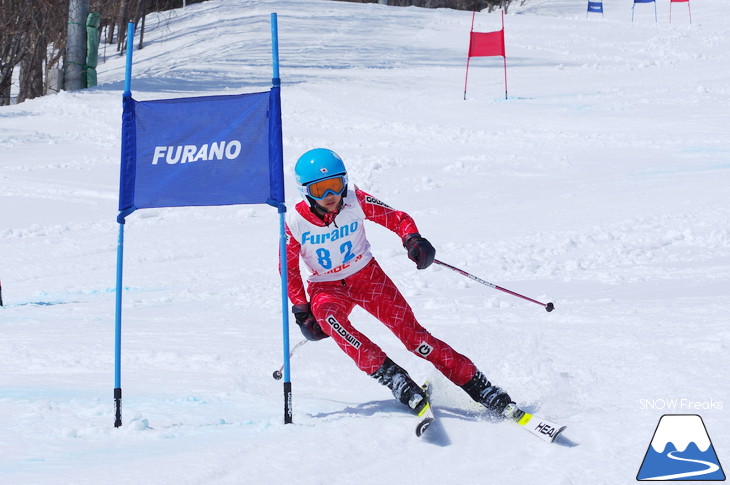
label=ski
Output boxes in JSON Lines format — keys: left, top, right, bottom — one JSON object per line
{"left": 410, "top": 383, "right": 565, "bottom": 442}
{"left": 415, "top": 381, "right": 435, "bottom": 437}
{"left": 503, "top": 403, "right": 566, "bottom": 443}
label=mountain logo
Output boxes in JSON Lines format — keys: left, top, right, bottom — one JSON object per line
{"left": 637, "top": 414, "right": 726, "bottom": 481}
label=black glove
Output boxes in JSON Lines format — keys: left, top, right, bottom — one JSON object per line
{"left": 292, "top": 304, "right": 329, "bottom": 341}
{"left": 403, "top": 233, "right": 436, "bottom": 270}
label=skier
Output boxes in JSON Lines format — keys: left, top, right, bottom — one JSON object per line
{"left": 285, "top": 148, "right": 515, "bottom": 417}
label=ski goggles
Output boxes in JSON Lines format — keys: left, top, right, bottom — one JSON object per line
{"left": 304, "top": 176, "right": 346, "bottom": 200}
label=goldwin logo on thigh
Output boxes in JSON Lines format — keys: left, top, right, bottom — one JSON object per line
{"left": 325, "top": 316, "right": 362, "bottom": 349}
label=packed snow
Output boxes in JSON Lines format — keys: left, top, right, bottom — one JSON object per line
{"left": 1, "top": 0, "right": 729, "bottom": 483}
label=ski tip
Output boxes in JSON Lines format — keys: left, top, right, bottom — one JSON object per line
{"left": 416, "top": 417, "right": 434, "bottom": 437}
{"left": 550, "top": 425, "right": 567, "bottom": 443}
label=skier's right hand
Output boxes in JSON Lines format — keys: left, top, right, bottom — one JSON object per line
{"left": 292, "top": 304, "right": 329, "bottom": 341}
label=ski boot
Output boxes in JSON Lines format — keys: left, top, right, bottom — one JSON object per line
{"left": 461, "top": 370, "right": 513, "bottom": 416}
{"left": 371, "top": 357, "right": 428, "bottom": 414}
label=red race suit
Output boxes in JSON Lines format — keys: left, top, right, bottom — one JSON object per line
{"left": 285, "top": 187, "right": 476, "bottom": 385}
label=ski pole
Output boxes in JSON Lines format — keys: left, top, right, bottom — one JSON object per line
{"left": 272, "top": 338, "right": 308, "bottom": 380}
{"left": 433, "top": 259, "right": 554, "bottom": 312}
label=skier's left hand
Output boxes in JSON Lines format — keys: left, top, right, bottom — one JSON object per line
{"left": 404, "top": 233, "right": 436, "bottom": 270}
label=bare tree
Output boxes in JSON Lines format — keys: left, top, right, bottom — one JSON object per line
{"left": 1, "top": 0, "right": 67, "bottom": 104}
{"left": 108, "top": 0, "right": 215, "bottom": 54}
{"left": 1, "top": 0, "right": 211, "bottom": 105}
{"left": 0, "top": 0, "right": 30, "bottom": 105}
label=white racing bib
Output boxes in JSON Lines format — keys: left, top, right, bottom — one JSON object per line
{"left": 287, "top": 191, "right": 373, "bottom": 282}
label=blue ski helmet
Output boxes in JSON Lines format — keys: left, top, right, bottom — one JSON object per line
{"left": 294, "top": 148, "right": 349, "bottom": 200}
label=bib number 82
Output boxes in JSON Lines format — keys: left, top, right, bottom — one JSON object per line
{"left": 316, "top": 241, "right": 355, "bottom": 270}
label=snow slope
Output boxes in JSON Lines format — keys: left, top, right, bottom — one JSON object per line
{"left": 1, "top": 0, "right": 729, "bottom": 483}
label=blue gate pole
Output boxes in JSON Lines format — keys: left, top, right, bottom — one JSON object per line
{"left": 278, "top": 204, "right": 292, "bottom": 424}
{"left": 114, "top": 22, "right": 136, "bottom": 428}
{"left": 113, "top": 218, "right": 125, "bottom": 427}
{"left": 271, "top": 12, "right": 292, "bottom": 425}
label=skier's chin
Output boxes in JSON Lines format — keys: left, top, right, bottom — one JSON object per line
{"left": 318, "top": 196, "right": 340, "bottom": 212}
